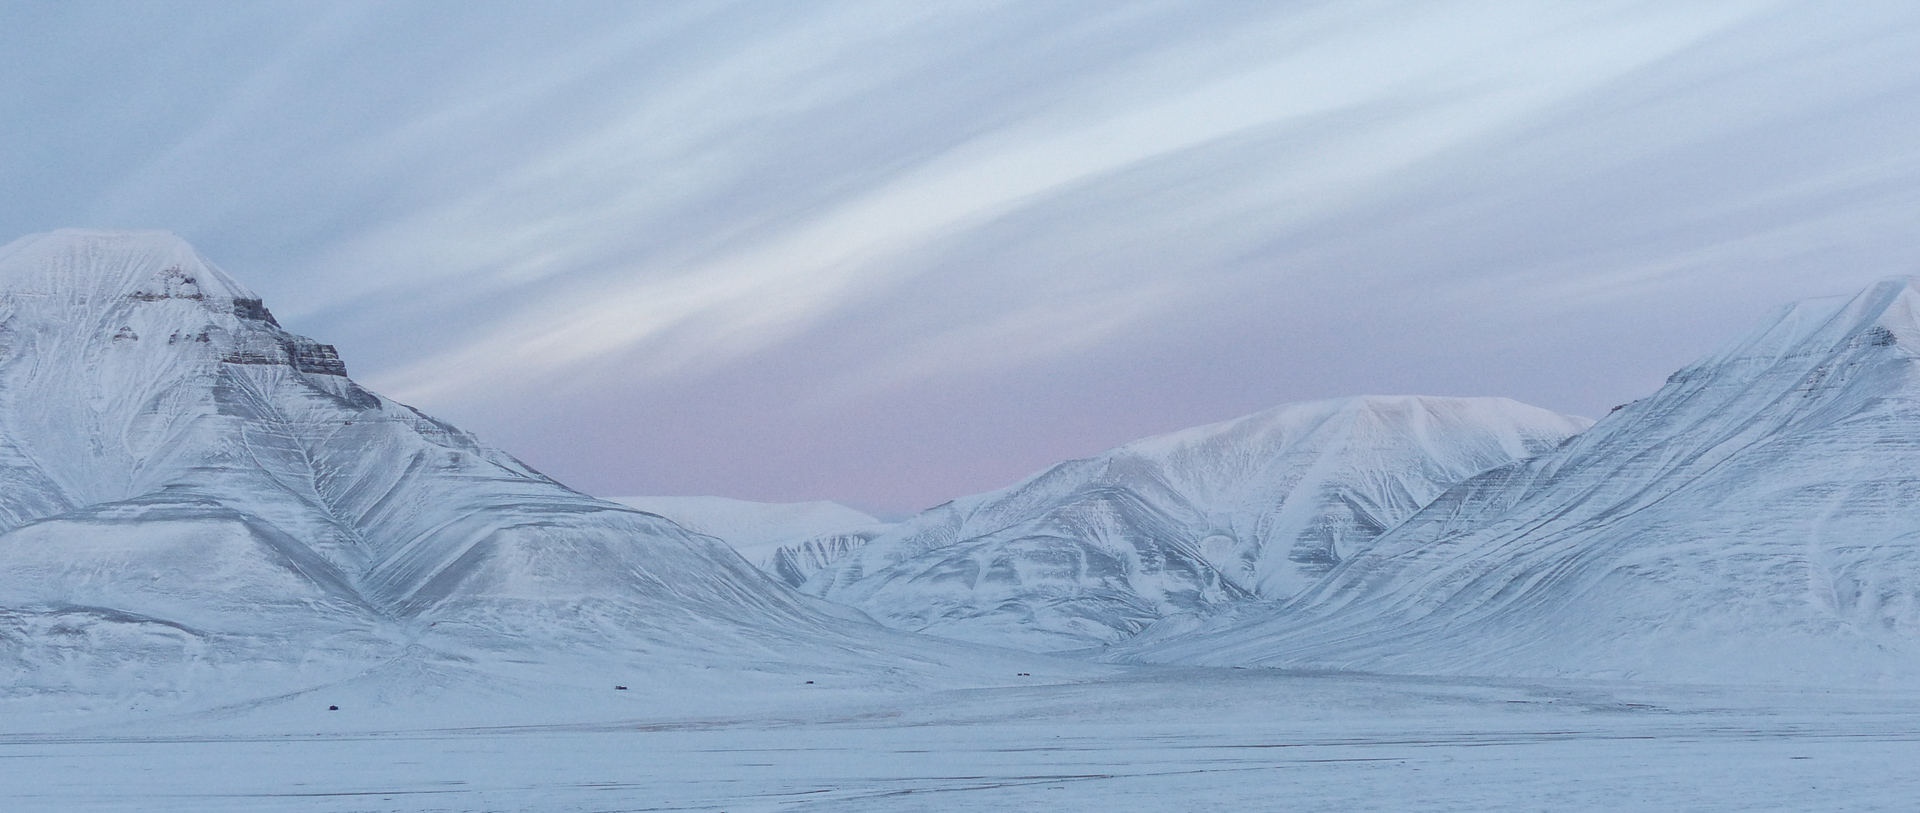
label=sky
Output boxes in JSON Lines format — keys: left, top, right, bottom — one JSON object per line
{"left": 6, "top": 0, "right": 1920, "bottom": 514}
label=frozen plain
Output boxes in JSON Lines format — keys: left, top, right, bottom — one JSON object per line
{"left": 6, "top": 667, "right": 1920, "bottom": 812}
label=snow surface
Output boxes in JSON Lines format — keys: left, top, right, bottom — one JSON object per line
{"left": 6, "top": 667, "right": 1919, "bottom": 812}
{"left": 606, "top": 494, "right": 885, "bottom": 578}
{"left": 1123, "top": 277, "right": 1920, "bottom": 686}
{"left": 805, "top": 396, "right": 1591, "bottom": 651}
{"left": 0, "top": 230, "right": 1065, "bottom": 711}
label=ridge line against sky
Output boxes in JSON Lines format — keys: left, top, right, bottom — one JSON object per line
{"left": 7, "top": 0, "right": 1920, "bottom": 512}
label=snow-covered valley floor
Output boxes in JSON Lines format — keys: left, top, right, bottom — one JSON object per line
{"left": 7, "top": 668, "right": 1919, "bottom": 812}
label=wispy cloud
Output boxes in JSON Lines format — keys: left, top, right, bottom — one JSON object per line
{"left": 345, "top": 0, "right": 1768, "bottom": 400}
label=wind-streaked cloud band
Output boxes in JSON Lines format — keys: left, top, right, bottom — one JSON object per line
{"left": 6, "top": 0, "right": 1919, "bottom": 511}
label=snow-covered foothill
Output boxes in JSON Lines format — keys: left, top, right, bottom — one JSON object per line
{"left": 1124, "top": 277, "right": 1920, "bottom": 685}
{"left": 803, "top": 395, "right": 1591, "bottom": 651}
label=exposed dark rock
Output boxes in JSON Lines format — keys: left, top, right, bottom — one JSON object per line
{"left": 221, "top": 337, "right": 348, "bottom": 377}
{"left": 231, "top": 297, "right": 279, "bottom": 326}
{"left": 286, "top": 340, "right": 347, "bottom": 376}
{"left": 128, "top": 267, "right": 208, "bottom": 301}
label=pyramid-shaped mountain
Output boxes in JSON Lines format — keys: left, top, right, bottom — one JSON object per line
{"left": 1127, "top": 278, "right": 1920, "bottom": 684}
{"left": 0, "top": 230, "right": 1016, "bottom": 700}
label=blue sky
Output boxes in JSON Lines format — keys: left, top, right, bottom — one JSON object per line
{"left": 7, "top": 1, "right": 1920, "bottom": 512}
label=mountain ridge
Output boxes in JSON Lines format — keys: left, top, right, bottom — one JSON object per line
{"left": 1116, "top": 276, "right": 1920, "bottom": 685}
{"left": 802, "top": 394, "right": 1592, "bottom": 651}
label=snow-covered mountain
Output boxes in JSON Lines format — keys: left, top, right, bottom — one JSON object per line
{"left": 802, "top": 396, "right": 1592, "bottom": 651}
{"left": 0, "top": 230, "right": 1045, "bottom": 704}
{"left": 1124, "top": 278, "right": 1920, "bottom": 685}
{"left": 768, "top": 526, "right": 891, "bottom": 587}
{"left": 607, "top": 495, "right": 888, "bottom": 578}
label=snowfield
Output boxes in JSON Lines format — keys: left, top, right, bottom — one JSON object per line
{"left": 5, "top": 669, "right": 1919, "bottom": 812}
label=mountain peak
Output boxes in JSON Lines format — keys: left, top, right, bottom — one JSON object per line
{"left": 1682, "top": 276, "right": 1920, "bottom": 379}
{"left": 0, "top": 229, "right": 258, "bottom": 306}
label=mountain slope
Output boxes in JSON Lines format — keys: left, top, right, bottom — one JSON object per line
{"left": 1124, "top": 278, "right": 1920, "bottom": 685}
{"left": 0, "top": 230, "right": 1050, "bottom": 705}
{"left": 803, "top": 396, "right": 1591, "bottom": 651}
{"left": 768, "top": 525, "right": 893, "bottom": 587}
